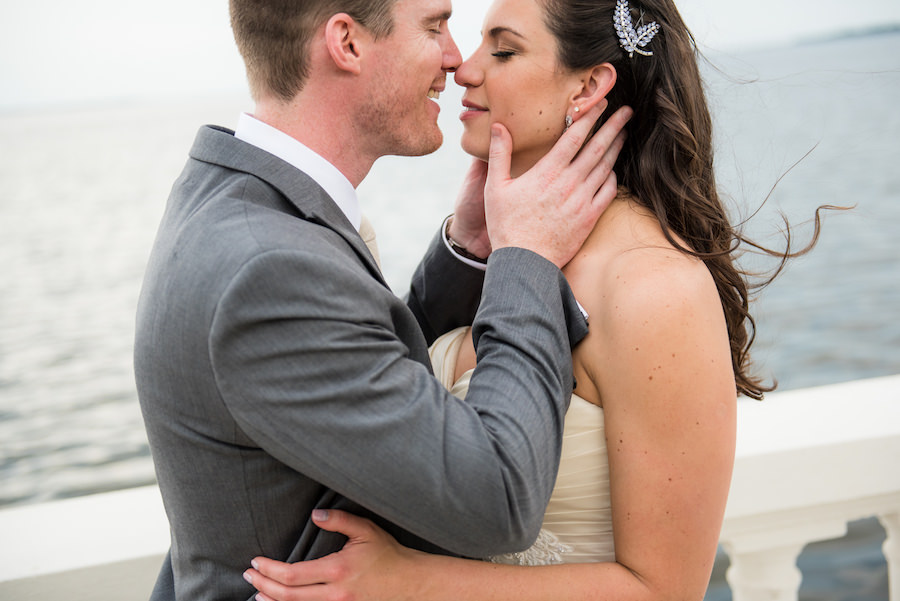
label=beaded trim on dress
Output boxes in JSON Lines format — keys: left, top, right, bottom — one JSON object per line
{"left": 488, "top": 529, "right": 574, "bottom": 566}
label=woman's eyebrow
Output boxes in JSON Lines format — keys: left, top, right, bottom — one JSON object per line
{"left": 487, "top": 26, "right": 526, "bottom": 40}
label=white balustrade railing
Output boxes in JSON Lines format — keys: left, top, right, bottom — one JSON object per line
{"left": 720, "top": 374, "right": 900, "bottom": 601}
{"left": 1, "top": 374, "right": 899, "bottom": 600}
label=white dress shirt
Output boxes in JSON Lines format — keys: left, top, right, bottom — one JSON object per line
{"left": 234, "top": 112, "right": 361, "bottom": 231}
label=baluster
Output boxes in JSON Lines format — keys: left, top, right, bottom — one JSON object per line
{"left": 723, "top": 542, "right": 805, "bottom": 601}
{"left": 881, "top": 511, "right": 900, "bottom": 601}
{"left": 720, "top": 518, "right": 850, "bottom": 601}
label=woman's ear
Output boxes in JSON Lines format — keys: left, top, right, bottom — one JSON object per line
{"left": 570, "top": 63, "right": 617, "bottom": 120}
{"left": 324, "top": 13, "right": 364, "bottom": 74}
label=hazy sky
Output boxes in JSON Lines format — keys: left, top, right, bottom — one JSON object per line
{"left": 2, "top": 0, "right": 899, "bottom": 110}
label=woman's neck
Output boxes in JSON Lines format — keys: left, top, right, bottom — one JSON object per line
{"left": 509, "top": 150, "right": 544, "bottom": 179}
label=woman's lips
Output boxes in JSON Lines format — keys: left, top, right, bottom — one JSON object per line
{"left": 460, "top": 100, "right": 487, "bottom": 121}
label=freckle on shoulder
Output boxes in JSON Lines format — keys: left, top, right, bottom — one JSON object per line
{"left": 600, "top": 247, "right": 716, "bottom": 325}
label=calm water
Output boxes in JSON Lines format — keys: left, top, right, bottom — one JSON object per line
{"left": 1, "top": 32, "right": 898, "bottom": 599}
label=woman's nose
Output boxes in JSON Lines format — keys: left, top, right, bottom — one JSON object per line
{"left": 454, "top": 54, "right": 481, "bottom": 87}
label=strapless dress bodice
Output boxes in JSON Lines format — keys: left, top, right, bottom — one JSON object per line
{"left": 429, "top": 328, "right": 615, "bottom": 565}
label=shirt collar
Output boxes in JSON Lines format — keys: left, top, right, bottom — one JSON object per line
{"left": 234, "top": 112, "right": 361, "bottom": 230}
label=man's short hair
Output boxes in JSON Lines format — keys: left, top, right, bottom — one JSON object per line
{"left": 230, "top": 0, "right": 398, "bottom": 102}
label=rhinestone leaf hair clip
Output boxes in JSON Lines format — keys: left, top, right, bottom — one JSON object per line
{"left": 613, "top": 0, "right": 661, "bottom": 58}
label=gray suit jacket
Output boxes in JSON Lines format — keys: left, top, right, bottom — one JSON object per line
{"left": 134, "top": 125, "right": 587, "bottom": 600}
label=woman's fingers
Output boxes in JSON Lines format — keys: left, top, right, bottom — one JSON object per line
{"left": 244, "top": 510, "right": 394, "bottom": 600}
{"left": 311, "top": 508, "right": 381, "bottom": 541}
{"left": 248, "top": 556, "right": 323, "bottom": 588}
{"left": 245, "top": 558, "right": 326, "bottom": 601}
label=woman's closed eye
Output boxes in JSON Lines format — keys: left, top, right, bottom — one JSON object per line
{"left": 491, "top": 50, "right": 516, "bottom": 60}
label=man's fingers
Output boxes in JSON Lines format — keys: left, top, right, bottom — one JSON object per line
{"left": 581, "top": 128, "right": 627, "bottom": 195}
{"left": 593, "top": 169, "right": 619, "bottom": 213}
{"left": 485, "top": 123, "right": 513, "bottom": 188}
{"left": 534, "top": 100, "right": 609, "bottom": 171}
{"left": 572, "top": 105, "right": 632, "bottom": 173}
{"left": 464, "top": 156, "right": 489, "bottom": 185}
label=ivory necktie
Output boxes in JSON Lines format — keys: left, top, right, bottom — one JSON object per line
{"left": 358, "top": 215, "right": 381, "bottom": 268}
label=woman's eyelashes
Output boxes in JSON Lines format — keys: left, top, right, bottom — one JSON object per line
{"left": 491, "top": 50, "right": 516, "bottom": 60}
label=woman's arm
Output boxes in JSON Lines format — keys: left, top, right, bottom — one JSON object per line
{"left": 586, "top": 250, "right": 737, "bottom": 598}
{"left": 245, "top": 510, "right": 652, "bottom": 601}
{"left": 246, "top": 251, "right": 736, "bottom": 601}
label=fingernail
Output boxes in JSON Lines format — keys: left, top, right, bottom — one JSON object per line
{"left": 312, "top": 508, "right": 330, "bottom": 521}
{"left": 243, "top": 570, "right": 253, "bottom": 584}
{"left": 251, "top": 558, "right": 260, "bottom": 570}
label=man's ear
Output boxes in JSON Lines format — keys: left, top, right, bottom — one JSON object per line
{"left": 570, "top": 63, "right": 617, "bottom": 120}
{"left": 324, "top": 13, "right": 365, "bottom": 75}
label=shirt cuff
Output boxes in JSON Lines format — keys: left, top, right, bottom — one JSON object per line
{"left": 440, "top": 217, "right": 589, "bottom": 323}
{"left": 576, "top": 300, "right": 589, "bottom": 323}
{"left": 441, "top": 215, "right": 487, "bottom": 272}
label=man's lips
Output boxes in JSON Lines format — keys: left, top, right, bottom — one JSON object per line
{"left": 428, "top": 81, "right": 446, "bottom": 100}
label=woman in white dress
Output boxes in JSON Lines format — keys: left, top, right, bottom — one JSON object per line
{"left": 245, "top": 0, "right": 826, "bottom": 598}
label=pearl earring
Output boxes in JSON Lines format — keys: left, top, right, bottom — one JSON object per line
{"left": 565, "top": 106, "right": 581, "bottom": 130}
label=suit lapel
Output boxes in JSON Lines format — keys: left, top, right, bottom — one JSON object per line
{"left": 190, "top": 126, "right": 387, "bottom": 287}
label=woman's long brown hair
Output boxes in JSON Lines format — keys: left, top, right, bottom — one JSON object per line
{"left": 541, "top": 0, "right": 835, "bottom": 399}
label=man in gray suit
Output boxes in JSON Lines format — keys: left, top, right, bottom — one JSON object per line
{"left": 134, "top": 0, "right": 629, "bottom": 598}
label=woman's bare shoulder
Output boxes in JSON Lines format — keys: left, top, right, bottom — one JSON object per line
{"left": 570, "top": 200, "right": 719, "bottom": 327}
{"left": 568, "top": 198, "right": 732, "bottom": 405}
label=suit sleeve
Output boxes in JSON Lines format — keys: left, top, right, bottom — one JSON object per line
{"left": 209, "top": 246, "right": 583, "bottom": 557}
{"left": 405, "top": 228, "right": 485, "bottom": 345}
{"left": 407, "top": 227, "right": 589, "bottom": 348}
